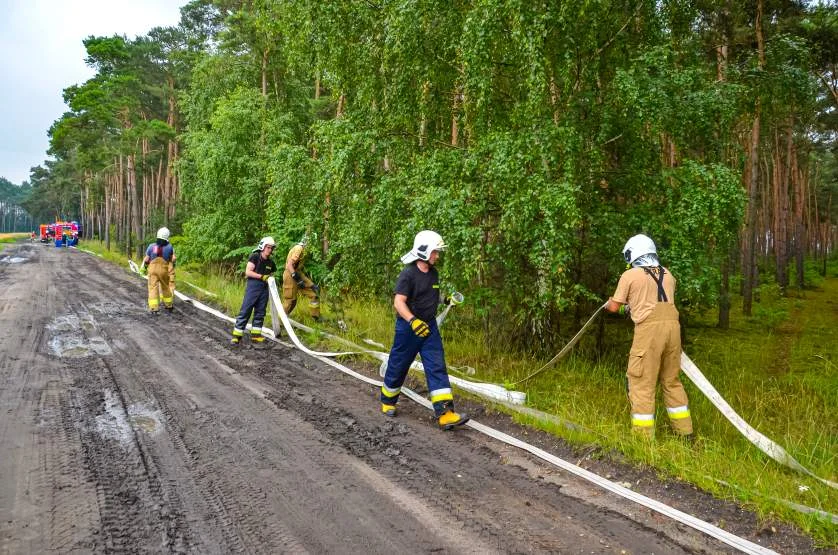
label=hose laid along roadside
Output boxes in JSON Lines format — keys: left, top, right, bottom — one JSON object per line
{"left": 258, "top": 277, "right": 777, "bottom": 555}
{"left": 515, "top": 299, "right": 836, "bottom": 490}
{"left": 123, "top": 259, "right": 831, "bottom": 549}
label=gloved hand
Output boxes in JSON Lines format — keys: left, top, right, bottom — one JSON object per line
{"left": 409, "top": 317, "right": 430, "bottom": 338}
{"left": 618, "top": 304, "right": 631, "bottom": 318}
{"left": 139, "top": 265, "right": 147, "bottom": 276}
{"left": 260, "top": 274, "right": 270, "bottom": 282}
{"left": 292, "top": 272, "right": 306, "bottom": 289}
{"left": 311, "top": 283, "right": 320, "bottom": 296}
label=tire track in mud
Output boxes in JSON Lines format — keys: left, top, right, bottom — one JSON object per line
{"left": 73, "top": 256, "right": 498, "bottom": 552}
{"left": 77, "top": 252, "right": 714, "bottom": 553}
{"left": 67, "top": 263, "right": 312, "bottom": 552}
{"left": 258, "top": 366, "right": 697, "bottom": 554}
{"left": 1, "top": 244, "right": 103, "bottom": 553}
{"left": 36, "top": 379, "right": 102, "bottom": 552}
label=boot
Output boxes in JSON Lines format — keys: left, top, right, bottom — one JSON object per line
{"left": 230, "top": 336, "right": 241, "bottom": 345}
{"left": 438, "top": 410, "right": 469, "bottom": 430}
{"left": 381, "top": 404, "right": 397, "bottom": 417}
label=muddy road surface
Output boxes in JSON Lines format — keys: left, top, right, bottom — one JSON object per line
{"left": 0, "top": 242, "right": 818, "bottom": 553}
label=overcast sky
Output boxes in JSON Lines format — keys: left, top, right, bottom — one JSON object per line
{"left": 0, "top": 0, "right": 185, "bottom": 185}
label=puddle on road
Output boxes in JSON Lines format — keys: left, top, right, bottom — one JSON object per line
{"left": 130, "top": 416, "right": 158, "bottom": 433}
{"left": 0, "top": 256, "right": 27, "bottom": 264}
{"left": 95, "top": 390, "right": 163, "bottom": 444}
{"left": 46, "top": 313, "right": 112, "bottom": 357}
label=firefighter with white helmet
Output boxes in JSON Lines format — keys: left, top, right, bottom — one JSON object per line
{"left": 140, "top": 227, "right": 175, "bottom": 314}
{"left": 281, "top": 233, "right": 320, "bottom": 321}
{"left": 231, "top": 236, "right": 278, "bottom": 346}
{"left": 605, "top": 234, "right": 694, "bottom": 439}
{"left": 381, "top": 230, "right": 469, "bottom": 430}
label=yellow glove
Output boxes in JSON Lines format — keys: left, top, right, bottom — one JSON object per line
{"left": 409, "top": 317, "right": 430, "bottom": 338}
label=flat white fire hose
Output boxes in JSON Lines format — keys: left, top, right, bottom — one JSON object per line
{"left": 124, "top": 261, "right": 830, "bottom": 549}
{"left": 681, "top": 353, "right": 837, "bottom": 490}
{"left": 263, "top": 279, "right": 526, "bottom": 404}
{"left": 517, "top": 298, "right": 836, "bottom": 490}
{"left": 258, "top": 278, "right": 776, "bottom": 555}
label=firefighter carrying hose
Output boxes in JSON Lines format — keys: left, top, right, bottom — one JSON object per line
{"left": 231, "top": 237, "right": 278, "bottom": 346}
{"left": 605, "top": 234, "right": 694, "bottom": 440}
{"left": 380, "top": 230, "right": 469, "bottom": 431}
{"left": 282, "top": 233, "right": 320, "bottom": 321}
{"left": 140, "top": 227, "right": 175, "bottom": 314}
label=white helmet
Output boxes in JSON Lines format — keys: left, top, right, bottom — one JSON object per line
{"left": 257, "top": 236, "right": 276, "bottom": 251}
{"left": 156, "top": 227, "right": 171, "bottom": 241}
{"left": 401, "top": 230, "right": 446, "bottom": 264}
{"left": 622, "top": 234, "right": 657, "bottom": 264}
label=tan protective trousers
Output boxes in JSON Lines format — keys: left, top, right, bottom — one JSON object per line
{"left": 627, "top": 303, "right": 693, "bottom": 437}
{"left": 282, "top": 269, "right": 320, "bottom": 318}
{"left": 168, "top": 261, "right": 176, "bottom": 297}
{"left": 147, "top": 258, "right": 173, "bottom": 311}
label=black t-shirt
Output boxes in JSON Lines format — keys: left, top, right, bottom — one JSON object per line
{"left": 394, "top": 263, "right": 441, "bottom": 322}
{"left": 247, "top": 252, "right": 277, "bottom": 281}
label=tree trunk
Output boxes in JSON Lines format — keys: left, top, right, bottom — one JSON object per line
{"left": 742, "top": 108, "right": 761, "bottom": 316}
{"left": 127, "top": 153, "right": 142, "bottom": 259}
{"left": 105, "top": 173, "right": 112, "bottom": 250}
{"left": 419, "top": 80, "right": 429, "bottom": 147}
{"left": 336, "top": 93, "right": 346, "bottom": 118}
{"left": 741, "top": 0, "right": 765, "bottom": 316}
{"left": 792, "top": 143, "right": 806, "bottom": 289}
{"left": 451, "top": 84, "right": 462, "bottom": 147}
{"left": 718, "top": 251, "right": 731, "bottom": 329}
{"left": 261, "top": 48, "right": 269, "bottom": 98}
{"left": 772, "top": 129, "right": 789, "bottom": 293}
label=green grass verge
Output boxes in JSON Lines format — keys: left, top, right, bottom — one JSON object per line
{"left": 0, "top": 233, "right": 28, "bottom": 243}
{"left": 81, "top": 240, "right": 838, "bottom": 546}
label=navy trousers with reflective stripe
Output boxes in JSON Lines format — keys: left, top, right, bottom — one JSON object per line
{"left": 235, "top": 280, "right": 269, "bottom": 331}
{"left": 381, "top": 317, "right": 452, "bottom": 416}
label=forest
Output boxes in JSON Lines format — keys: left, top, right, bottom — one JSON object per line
{"left": 7, "top": 0, "right": 838, "bottom": 349}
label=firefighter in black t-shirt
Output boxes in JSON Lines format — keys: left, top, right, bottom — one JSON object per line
{"left": 380, "top": 230, "right": 469, "bottom": 430}
{"left": 231, "top": 237, "right": 278, "bottom": 346}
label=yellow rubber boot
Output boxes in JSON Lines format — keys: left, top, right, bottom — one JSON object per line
{"left": 381, "top": 404, "right": 397, "bottom": 417}
{"left": 438, "top": 410, "right": 469, "bottom": 430}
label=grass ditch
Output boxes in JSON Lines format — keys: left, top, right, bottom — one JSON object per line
{"left": 82, "top": 239, "right": 837, "bottom": 546}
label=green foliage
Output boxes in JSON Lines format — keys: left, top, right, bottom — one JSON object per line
{"left": 663, "top": 161, "right": 746, "bottom": 311}
{"left": 180, "top": 86, "right": 292, "bottom": 262}
{"left": 24, "top": 0, "right": 838, "bottom": 349}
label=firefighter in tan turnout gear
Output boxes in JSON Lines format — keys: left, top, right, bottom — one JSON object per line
{"left": 282, "top": 234, "right": 320, "bottom": 321}
{"left": 140, "top": 227, "right": 175, "bottom": 314}
{"left": 605, "top": 234, "right": 694, "bottom": 439}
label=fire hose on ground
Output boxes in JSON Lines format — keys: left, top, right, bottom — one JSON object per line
{"left": 127, "top": 259, "right": 835, "bottom": 545}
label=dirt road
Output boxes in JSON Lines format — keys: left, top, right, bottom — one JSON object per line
{"left": 0, "top": 242, "right": 818, "bottom": 553}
